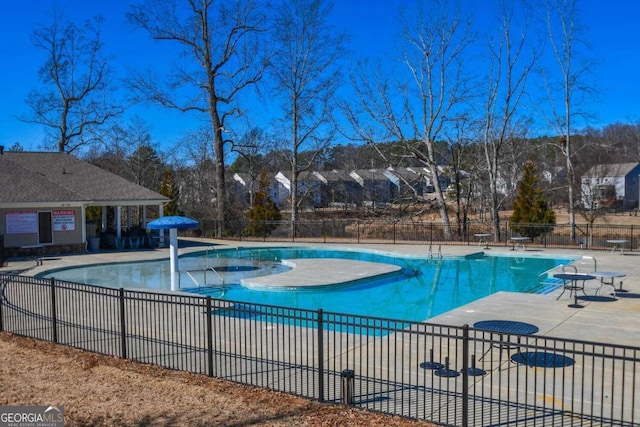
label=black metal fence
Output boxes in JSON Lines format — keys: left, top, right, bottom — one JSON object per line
{"left": 1, "top": 274, "right": 639, "bottom": 426}
{"left": 199, "top": 220, "right": 640, "bottom": 251}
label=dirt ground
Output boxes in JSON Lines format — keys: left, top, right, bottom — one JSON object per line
{"left": 0, "top": 333, "right": 433, "bottom": 427}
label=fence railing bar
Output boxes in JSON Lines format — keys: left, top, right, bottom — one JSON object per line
{"left": 0, "top": 273, "right": 637, "bottom": 426}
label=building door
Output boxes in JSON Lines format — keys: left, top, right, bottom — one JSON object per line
{"left": 38, "top": 211, "right": 53, "bottom": 244}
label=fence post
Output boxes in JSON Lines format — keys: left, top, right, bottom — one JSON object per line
{"left": 341, "top": 369, "right": 355, "bottom": 405}
{"left": 206, "top": 296, "right": 214, "bottom": 377}
{"left": 504, "top": 221, "right": 509, "bottom": 247}
{"left": 462, "top": 324, "right": 469, "bottom": 427}
{"left": 0, "top": 275, "right": 3, "bottom": 332}
{"left": 393, "top": 221, "right": 396, "bottom": 244}
{"left": 291, "top": 221, "right": 296, "bottom": 243}
{"left": 50, "top": 278, "right": 58, "bottom": 344}
{"left": 317, "top": 309, "right": 325, "bottom": 402}
{"left": 323, "top": 220, "right": 327, "bottom": 243}
{"left": 119, "top": 288, "right": 127, "bottom": 359}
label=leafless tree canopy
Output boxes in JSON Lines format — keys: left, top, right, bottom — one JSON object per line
{"left": 269, "top": 0, "right": 347, "bottom": 227}
{"left": 22, "top": 11, "right": 122, "bottom": 153}
{"left": 480, "top": 0, "right": 538, "bottom": 240}
{"left": 126, "top": 0, "right": 268, "bottom": 237}
{"left": 543, "top": 0, "right": 597, "bottom": 239}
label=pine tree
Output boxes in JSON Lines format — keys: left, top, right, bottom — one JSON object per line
{"left": 510, "top": 161, "right": 556, "bottom": 240}
{"left": 247, "top": 170, "right": 281, "bottom": 236}
{"left": 159, "top": 168, "right": 182, "bottom": 217}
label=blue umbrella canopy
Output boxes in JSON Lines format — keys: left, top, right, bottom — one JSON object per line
{"left": 146, "top": 216, "right": 198, "bottom": 292}
{"left": 147, "top": 216, "right": 199, "bottom": 230}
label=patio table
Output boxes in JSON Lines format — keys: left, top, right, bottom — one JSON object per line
{"left": 474, "top": 320, "right": 539, "bottom": 363}
{"left": 589, "top": 271, "right": 626, "bottom": 298}
{"left": 474, "top": 233, "right": 492, "bottom": 249}
{"left": 554, "top": 273, "right": 596, "bottom": 308}
{"left": 606, "top": 239, "right": 629, "bottom": 254}
{"left": 509, "top": 237, "right": 530, "bottom": 251}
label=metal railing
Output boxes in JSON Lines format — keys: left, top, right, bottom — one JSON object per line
{"left": 1, "top": 274, "right": 639, "bottom": 426}
{"left": 198, "top": 220, "right": 640, "bottom": 251}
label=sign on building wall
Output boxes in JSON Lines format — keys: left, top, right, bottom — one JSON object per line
{"left": 53, "top": 210, "right": 76, "bottom": 231}
{"left": 5, "top": 211, "right": 38, "bottom": 234}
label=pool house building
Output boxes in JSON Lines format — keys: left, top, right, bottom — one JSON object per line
{"left": 0, "top": 150, "right": 168, "bottom": 258}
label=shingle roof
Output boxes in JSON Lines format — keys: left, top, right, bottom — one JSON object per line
{"left": 583, "top": 162, "right": 640, "bottom": 178}
{"left": 0, "top": 151, "right": 169, "bottom": 206}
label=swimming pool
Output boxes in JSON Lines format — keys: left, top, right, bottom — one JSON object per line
{"left": 39, "top": 247, "right": 576, "bottom": 322}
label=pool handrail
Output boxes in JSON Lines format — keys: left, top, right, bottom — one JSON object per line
{"left": 568, "top": 255, "right": 597, "bottom": 274}
{"left": 180, "top": 267, "right": 225, "bottom": 288}
{"left": 249, "top": 247, "right": 281, "bottom": 262}
{"left": 537, "top": 256, "right": 598, "bottom": 284}
{"left": 537, "top": 264, "right": 568, "bottom": 284}
{"left": 205, "top": 267, "right": 225, "bottom": 286}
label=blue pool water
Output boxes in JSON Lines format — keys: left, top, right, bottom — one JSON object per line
{"left": 39, "top": 247, "right": 575, "bottom": 322}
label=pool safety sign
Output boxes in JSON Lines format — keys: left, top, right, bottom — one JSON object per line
{"left": 4, "top": 211, "right": 37, "bottom": 234}
{"left": 53, "top": 210, "right": 75, "bottom": 231}
{"left": 0, "top": 405, "right": 64, "bottom": 427}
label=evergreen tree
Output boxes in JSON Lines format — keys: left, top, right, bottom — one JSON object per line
{"left": 510, "top": 160, "right": 556, "bottom": 240}
{"left": 247, "top": 170, "right": 281, "bottom": 236}
{"left": 160, "top": 168, "right": 182, "bottom": 217}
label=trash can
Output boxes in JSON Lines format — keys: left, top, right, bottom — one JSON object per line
{"left": 340, "top": 369, "right": 355, "bottom": 405}
{"left": 88, "top": 237, "right": 101, "bottom": 253}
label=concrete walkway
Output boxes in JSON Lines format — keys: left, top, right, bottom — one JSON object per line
{"left": 2, "top": 239, "right": 639, "bottom": 347}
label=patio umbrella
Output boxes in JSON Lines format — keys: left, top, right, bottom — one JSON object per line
{"left": 147, "top": 216, "right": 199, "bottom": 291}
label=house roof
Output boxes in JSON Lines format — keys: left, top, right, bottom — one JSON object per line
{"left": 320, "top": 170, "right": 354, "bottom": 182}
{"left": 0, "top": 151, "right": 169, "bottom": 208}
{"left": 583, "top": 162, "right": 640, "bottom": 178}
{"left": 351, "top": 169, "right": 392, "bottom": 180}
{"left": 275, "top": 170, "right": 325, "bottom": 184}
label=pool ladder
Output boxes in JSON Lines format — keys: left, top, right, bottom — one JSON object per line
{"left": 428, "top": 243, "right": 442, "bottom": 259}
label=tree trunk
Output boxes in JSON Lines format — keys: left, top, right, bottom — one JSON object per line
{"left": 211, "top": 109, "right": 226, "bottom": 239}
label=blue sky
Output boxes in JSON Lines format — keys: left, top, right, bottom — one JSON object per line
{"left": 1, "top": 0, "right": 639, "bottom": 153}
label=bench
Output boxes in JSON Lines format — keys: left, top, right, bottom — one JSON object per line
{"left": 20, "top": 244, "right": 45, "bottom": 266}
{"left": 150, "top": 235, "right": 168, "bottom": 248}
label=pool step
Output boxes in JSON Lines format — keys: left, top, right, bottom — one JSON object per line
{"left": 531, "top": 279, "right": 563, "bottom": 295}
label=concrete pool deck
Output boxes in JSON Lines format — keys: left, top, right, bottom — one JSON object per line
{"left": 2, "top": 239, "right": 640, "bottom": 348}
{"left": 241, "top": 258, "right": 403, "bottom": 288}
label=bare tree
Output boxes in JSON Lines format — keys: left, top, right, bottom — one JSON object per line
{"left": 345, "top": 1, "right": 474, "bottom": 239}
{"left": 480, "top": 0, "right": 538, "bottom": 242}
{"left": 22, "top": 11, "right": 122, "bottom": 153}
{"left": 269, "top": 0, "right": 346, "bottom": 234}
{"left": 579, "top": 163, "right": 618, "bottom": 246}
{"left": 543, "top": 0, "right": 596, "bottom": 241}
{"left": 443, "top": 113, "right": 481, "bottom": 236}
{"left": 88, "top": 116, "right": 164, "bottom": 189}
{"left": 127, "top": 0, "right": 268, "bottom": 237}
{"left": 401, "top": 1, "right": 479, "bottom": 240}
{"left": 126, "top": 118, "right": 165, "bottom": 191}
{"left": 601, "top": 122, "right": 640, "bottom": 162}
{"left": 232, "top": 127, "right": 272, "bottom": 207}
{"left": 174, "top": 129, "right": 217, "bottom": 221}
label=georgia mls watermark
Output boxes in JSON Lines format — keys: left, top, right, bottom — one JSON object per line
{"left": 0, "top": 406, "right": 64, "bottom": 427}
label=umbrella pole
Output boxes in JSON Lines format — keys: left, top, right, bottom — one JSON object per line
{"left": 170, "top": 228, "right": 179, "bottom": 291}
